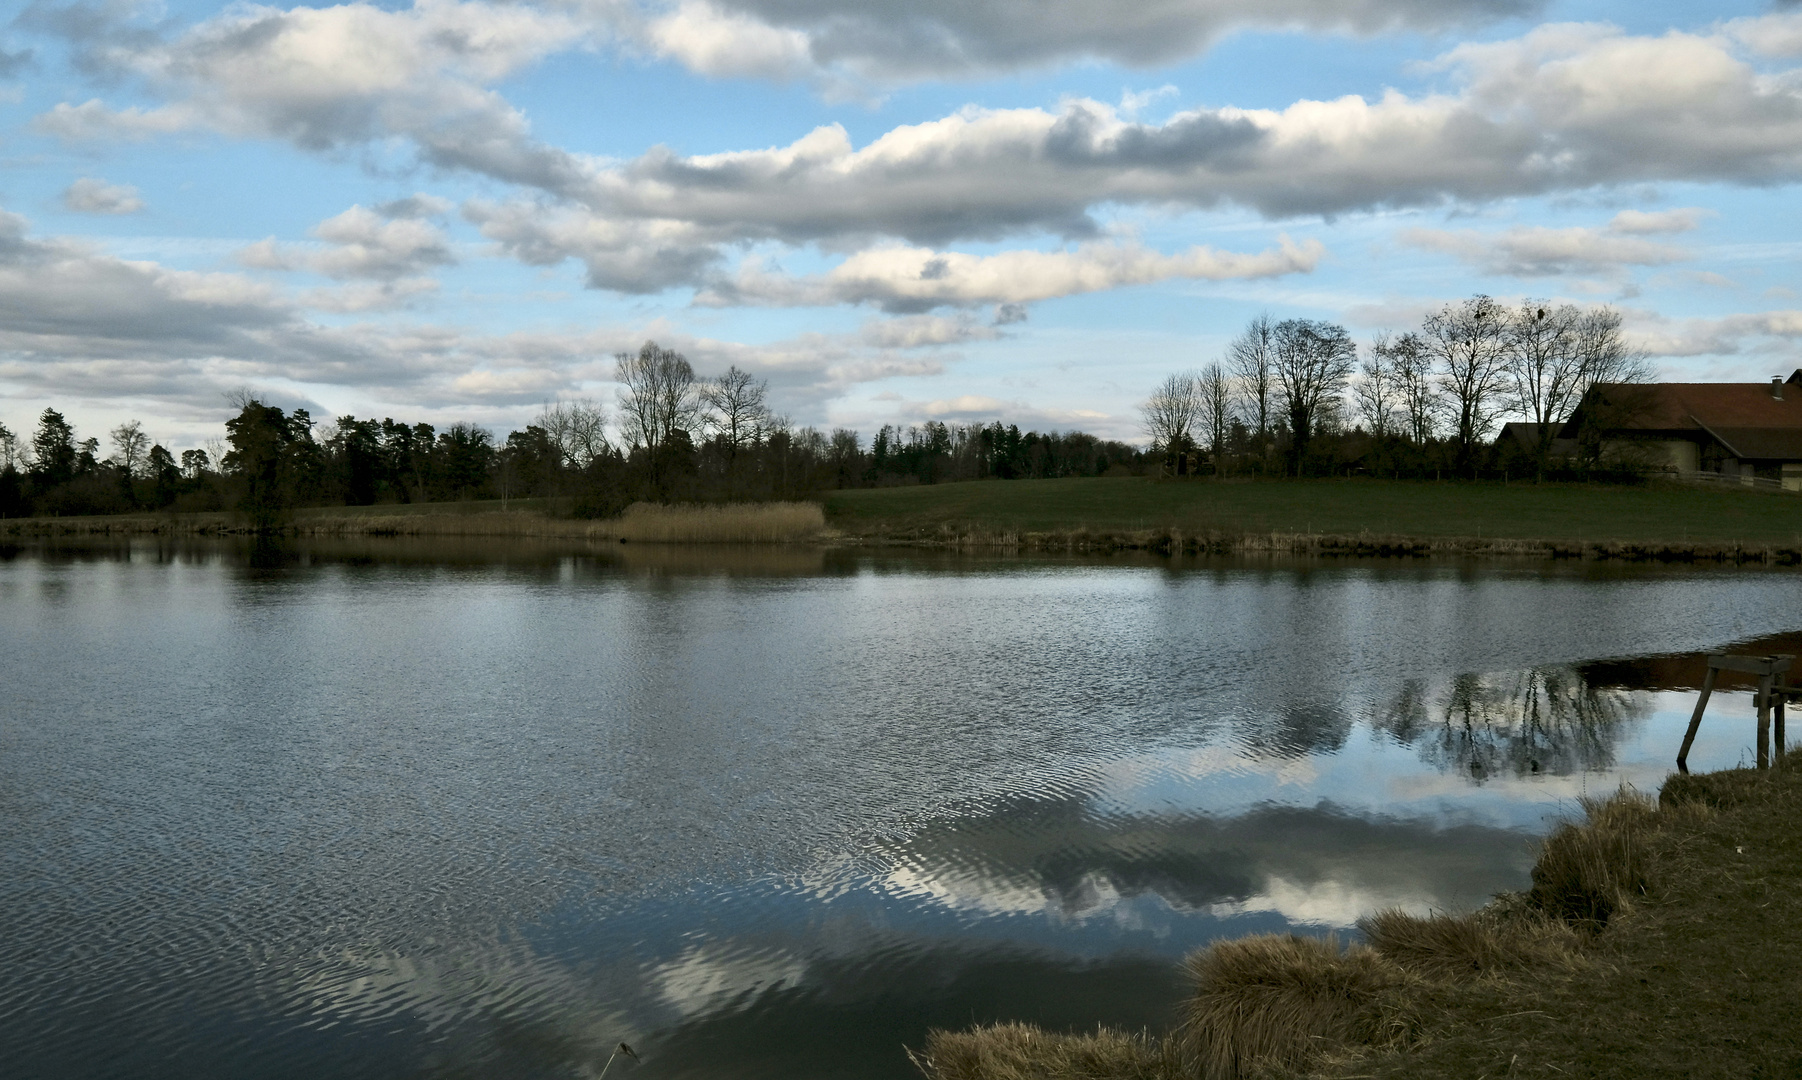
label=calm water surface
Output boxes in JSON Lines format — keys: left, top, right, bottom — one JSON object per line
{"left": 3, "top": 539, "right": 1799, "bottom": 1078}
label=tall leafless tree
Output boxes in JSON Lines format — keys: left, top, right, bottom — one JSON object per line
{"left": 1354, "top": 333, "right": 1401, "bottom": 439}
{"left": 615, "top": 340, "right": 701, "bottom": 487}
{"left": 1273, "top": 318, "right": 1356, "bottom": 471}
{"left": 1387, "top": 331, "right": 1438, "bottom": 445}
{"left": 1423, "top": 294, "right": 1511, "bottom": 474}
{"left": 1197, "top": 361, "right": 1232, "bottom": 466}
{"left": 1571, "top": 306, "right": 1649, "bottom": 389}
{"left": 1228, "top": 314, "right": 1276, "bottom": 454}
{"left": 1504, "top": 300, "right": 1583, "bottom": 476}
{"left": 702, "top": 365, "right": 769, "bottom": 455}
{"left": 110, "top": 420, "right": 149, "bottom": 478}
{"left": 536, "top": 398, "right": 609, "bottom": 470}
{"left": 1141, "top": 372, "right": 1201, "bottom": 475}
{"left": 1566, "top": 306, "right": 1654, "bottom": 467}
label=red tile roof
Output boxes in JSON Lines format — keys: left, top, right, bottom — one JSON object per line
{"left": 1585, "top": 378, "right": 1802, "bottom": 459}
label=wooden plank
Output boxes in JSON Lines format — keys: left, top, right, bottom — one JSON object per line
{"left": 1707, "top": 653, "right": 1796, "bottom": 676}
{"left": 1678, "top": 666, "right": 1719, "bottom": 774}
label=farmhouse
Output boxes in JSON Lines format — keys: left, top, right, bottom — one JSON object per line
{"left": 1546, "top": 371, "right": 1802, "bottom": 489}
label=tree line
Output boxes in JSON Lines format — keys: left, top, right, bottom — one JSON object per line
{"left": 1142, "top": 295, "right": 1650, "bottom": 480}
{"left": 0, "top": 341, "right": 1149, "bottom": 520}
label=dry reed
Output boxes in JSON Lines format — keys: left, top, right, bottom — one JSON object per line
{"left": 588, "top": 501, "right": 825, "bottom": 543}
{"left": 1357, "top": 908, "right": 1587, "bottom": 981}
{"left": 1175, "top": 934, "right": 1408, "bottom": 1080}
{"left": 914, "top": 1023, "right": 1170, "bottom": 1080}
{"left": 1527, "top": 788, "right": 1658, "bottom": 929}
{"left": 1, "top": 500, "right": 829, "bottom": 543}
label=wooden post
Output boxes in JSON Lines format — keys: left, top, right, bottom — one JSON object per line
{"left": 1758, "top": 672, "right": 1773, "bottom": 770}
{"left": 1677, "top": 665, "right": 1718, "bottom": 774}
{"left": 1777, "top": 693, "right": 1788, "bottom": 766}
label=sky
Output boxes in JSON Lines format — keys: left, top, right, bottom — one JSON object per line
{"left": 4, "top": 0, "right": 1802, "bottom": 451}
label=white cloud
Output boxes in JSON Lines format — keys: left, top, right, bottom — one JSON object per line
{"left": 1624, "top": 308, "right": 1802, "bottom": 358}
{"left": 671, "top": 0, "right": 1539, "bottom": 83}
{"left": 698, "top": 236, "right": 1323, "bottom": 312}
{"left": 40, "top": 18, "right": 1802, "bottom": 258}
{"left": 0, "top": 208, "right": 991, "bottom": 425}
{"left": 1399, "top": 222, "right": 1690, "bottom": 277}
{"left": 238, "top": 203, "right": 456, "bottom": 283}
{"left": 61, "top": 177, "right": 146, "bottom": 215}
{"left": 1607, "top": 207, "right": 1712, "bottom": 235}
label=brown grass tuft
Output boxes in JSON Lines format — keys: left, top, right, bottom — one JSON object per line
{"left": 912, "top": 1022, "right": 1171, "bottom": 1080}
{"left": 1176, "top": 934, "right": 1407, "bottom": 1080}
{"left": 1527, "top": 787, "right": 1657, "bottom": 929}
{"left": 1358, "top": 908, "right": 1587, "bottom": 981}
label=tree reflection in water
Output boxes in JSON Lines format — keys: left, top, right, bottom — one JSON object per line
{"left": 1375, "top": 666, "right": 1646, "bottom": 782}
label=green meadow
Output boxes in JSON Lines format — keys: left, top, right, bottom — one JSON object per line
{"left": 822, "top": 476, "right": 1802, "bottom": 548}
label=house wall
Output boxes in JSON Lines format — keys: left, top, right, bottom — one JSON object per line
{"left": 1605, "top": 438, "right": 1698, "bottom": 473}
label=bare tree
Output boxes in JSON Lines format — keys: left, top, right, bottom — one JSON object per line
{"left": 1354, "top": 334, "right": 1401, "bottom": 439}
{"left": 1197, "top": 361, "right": 1232, "bottom": 465}
{"left": 537, "top": 398, "right": 609, "bottom": 469}
{"left": 1141, "top": 372, "right": 1201, "bottom": 475}
{"left": 1505, "top": 300, "right": 1582, "bottom": 476}
{"left": 702, "top": 365, "right": 769, "bottom": 455}
{"left": 0, "top": 422, "right": 18, "bottom": 472}
{"left": 1566, "top": 306, "right": 1654, "bottom": 468}
{"left": 1388, "top": 331, "right": 1438, "bottom": 445}
{"left": 1272, "top": 318, "right": 1356, "bottom": 471}
{"left": 110, "top": 420, "right": 150, "bottom": 477}
{"left": 1228, "top": 314, "right": 1276, "bottom": 450}
{"left": 615, "top": 340, "right": 701, "bottom": 487}
{"left": 1424, "top": 294, "right": 1511, "bottom": 473}
{"left": 1571, "top": 305, "right": 1650, "bottom": 388}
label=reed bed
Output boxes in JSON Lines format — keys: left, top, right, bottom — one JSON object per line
{"left": 588, "top": 501, "right": 825, "bottom": 543}
{"left": 913, "top": 783, "right": 1728, "bottom": 1080}
{"left": 2, "top": 500, "right": 828, "bottom": 544}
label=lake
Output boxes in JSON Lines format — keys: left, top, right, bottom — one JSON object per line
{"left": 2, "top": 538, "right": 1797, "bottom": 1079}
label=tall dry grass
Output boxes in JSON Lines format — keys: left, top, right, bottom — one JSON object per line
{"left": 913, "top": 787, "right": 1692, "bottom": 1080}
{"left": 1176, "top": 934, "right": 1408, "bottom": 1080}
{"left": 1356, "top": 908, "right": 1586, "bottom": 981}
{"left": 915, "top": 1023, "right": 1170, "bottom": 1080}
{"left": 1527, "top": 788, "right": 1658, "bottom": 928}
{"left": 589, "top": 501, "right": 825, "bottom": 543}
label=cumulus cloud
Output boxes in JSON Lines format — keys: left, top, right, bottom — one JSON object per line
{"left": 698, "top": 237, "right": 1324, "bottom": 312}
{"left": 0, "top": 208, "right": 989, "bottom": 423}
{"left": 237, "top": 202, "right": 456, "bottom": 285}
{"left": 61, "top": 176, "right": 145, "bottom": 214}
{"left": 669, "top": 0, "right": 1539, "bottom": 82}
{"left": 38, "top": 17, "right": 1802, "bottom": 256}
{"left": 32, "top": 0, "right": 595, "bottom": 192}
{"left": 1624, "top": 308, "right": 1802, "bottom": 358}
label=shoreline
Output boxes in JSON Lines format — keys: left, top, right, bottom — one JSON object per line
{"left": 921, "top": 756, "right": 1802, "bottom": 1080}
{"left": 6, "top": 509, "right": 1802, "bottom": 564}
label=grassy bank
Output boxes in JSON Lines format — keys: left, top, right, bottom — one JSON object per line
{"left": 0, "top": 500, "right": 826, "bottom": 544}
{"left": 9, "top": 477, "right": 1802, "bottom": 560}
{"left": 824, "top": 477, "right": 1802, "bottom": 560}
{"left": 916, "top": 759, "right": 1802, "bottom": 1080}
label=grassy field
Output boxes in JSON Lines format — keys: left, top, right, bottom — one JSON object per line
{"left": 823, "top": 477, "right": 1802, "bottom": 548}
{"left": 920, "top": 760, "right": 1802, "bottom": 1080}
